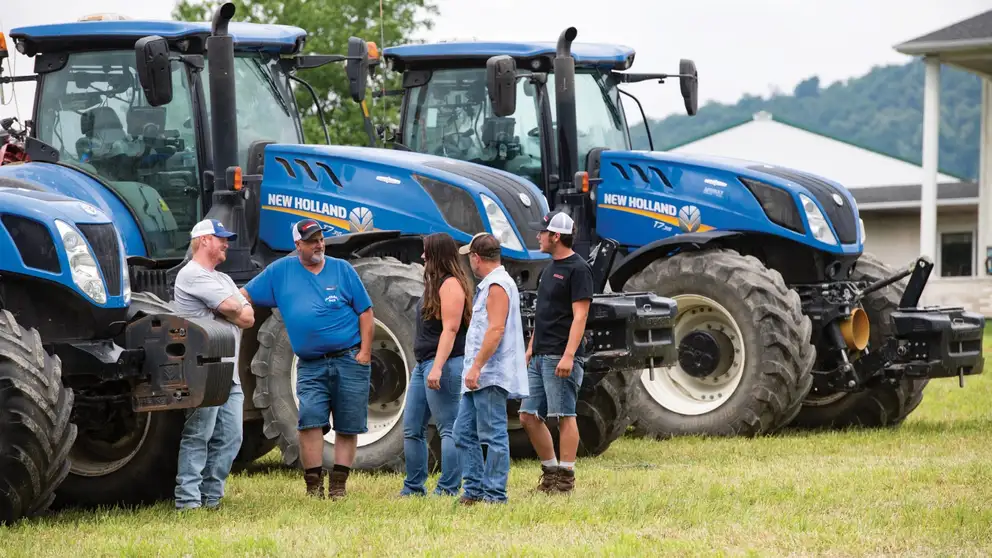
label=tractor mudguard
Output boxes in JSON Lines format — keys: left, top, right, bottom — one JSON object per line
{"left": 607, "top": 230, "right": 742, "bottom": 292}
{"left": 126, "top": 312, "right": 236, "bottom": 412}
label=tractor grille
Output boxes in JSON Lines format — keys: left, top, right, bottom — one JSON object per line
{"left": 77, "top": 224, "right": 122, "bottom": 296}
{"left": 748, "top": 165, "right": 859, "bottom": 245}
{"left": 423, "top": 160, "right": 544, "bottom": 250}
{"left": 0, "top": 214, "right": 61, "bottom": 273}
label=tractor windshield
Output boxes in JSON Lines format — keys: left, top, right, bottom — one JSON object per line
{"left": 401, "top": 67, "right": 630, "bottom": 192}
{"left": 34, "top": 50, "right": 203, "bottom": 259}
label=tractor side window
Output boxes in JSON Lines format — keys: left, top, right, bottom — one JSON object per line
{"left": 34, "top": 50, "right": 203, "bottom": 259}
{"left": 201, "top": 54, "right": 303, "bottom": 170}
{"left": 545, "top": 70, "right": 630, "bottom": 171}
{"left": 401, "top": 68, "right": 545, "bottom": 190}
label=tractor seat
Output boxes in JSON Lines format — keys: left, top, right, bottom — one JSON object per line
{"left": 80, "top": 107, "right": 127, "bottom": 146}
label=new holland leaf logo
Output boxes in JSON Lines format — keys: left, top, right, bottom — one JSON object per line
{"left": 349, "top": 207, "right": 374, "bottom": 232}
{"left": 678, "top": 205, "right": 701, "bottom": 233}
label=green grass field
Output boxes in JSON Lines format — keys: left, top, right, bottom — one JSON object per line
{"left": 2, "top": 332, "right": 990, "bottom": 557}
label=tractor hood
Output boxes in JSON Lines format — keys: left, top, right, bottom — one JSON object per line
{"left": 597, "top": 149, "right": 863, "bottom": 250}
{"left": 0, "top": 182, "right": 131, "bottom": 310}
{"left": 257, "top": 144, "right": 551, "bottom": 259}
{"left": 0, "top": 162, "right": 148, "bottom": 257}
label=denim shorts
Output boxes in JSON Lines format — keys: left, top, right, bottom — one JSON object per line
{"left": 295, "top": 347, "right": 370, "bottom": 435}
{"left": 518, "top": 354, "right": 584, "bottom": 420}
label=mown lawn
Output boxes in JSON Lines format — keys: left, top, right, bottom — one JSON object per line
{"left": 2, "top": 332, "right": 990, "bottom": 557}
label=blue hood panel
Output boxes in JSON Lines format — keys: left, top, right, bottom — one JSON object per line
{"left": 0, "top": 162, "right": 146, "bottom": 257}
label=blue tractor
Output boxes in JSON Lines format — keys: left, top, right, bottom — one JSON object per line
{"left": 0, "top": 40, "right": 239, "bottom": 524}
{"left": 0, "top": 5, "right": 678, "bottom": 521}
{"left": 371, "top": 27, "right": 987, "bottom": 438}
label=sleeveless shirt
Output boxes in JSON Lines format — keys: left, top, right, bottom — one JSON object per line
{"left": 414, "top": 274, "right": 469, "bottom": 362}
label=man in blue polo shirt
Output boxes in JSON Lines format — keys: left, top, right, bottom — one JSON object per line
{"left": 240, "top": 218, "right": 374, "bottom": 500}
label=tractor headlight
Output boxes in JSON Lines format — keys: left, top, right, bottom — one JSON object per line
{"left": 120, "top": 235, "right": 131, "bottom": 304}
{"left": 859, "top": 218, "right": 866, "bottom": 243}
{"left": 799, "top": 194, "right": 838, "bottom": 246}
{"left": 55, "top": 220, "right": 107, "bottom": 304}
{"left": 480, "top": 194, "right": 524, "bottom": 252}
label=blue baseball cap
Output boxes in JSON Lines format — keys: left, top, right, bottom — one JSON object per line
{"left": 190, "top": 218, "right": 237, "bottom": 239}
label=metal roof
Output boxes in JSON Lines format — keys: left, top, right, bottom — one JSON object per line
{"left": 851, "top": 181, "right": 978, "bottom": 209}
{"left": 893, "top": 9, "right": 992, "bottom": 76}
{"left": 382, "top": 41, "right": 635, "bottom": 70}
{"left": 8, "top": 20, "right": 307, "bottom": 55}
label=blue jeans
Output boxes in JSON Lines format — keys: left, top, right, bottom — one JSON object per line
{"left": 175, "top": 383, "right": 244, "bottom": 509}
{"left": 296, "top": 347, "right": 371, "bottom": 435}
{"left": 454, "top": 385, "right": 510, "bottom": 503}
{"left": 519, "top": 354, "right": 584, "bottom": 420}
{"left": 401, "top": 356, "right": 464, "bottom": 496}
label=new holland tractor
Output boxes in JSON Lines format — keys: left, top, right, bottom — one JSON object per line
{"left": 372, "top": 27, "right": 987, "bottom": 438}
{"left": 0, "top": 5, "right": 678, "bottom": 522}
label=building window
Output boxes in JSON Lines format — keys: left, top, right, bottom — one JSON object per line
{"left": 940, "top": 232, "right": 973, "bottom": 277}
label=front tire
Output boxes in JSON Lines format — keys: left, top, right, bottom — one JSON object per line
{"left": 621, "top": 249, "right": 815, "bottom": 438}
{"left": 251, "top": 257, "right": 421, "bottom": 472}
{"left": 53, "top": 292, "right": 187, "bottom": 509}
{"left": 0, "top": 310, "right": 76, "bottom": 525}
{"left": 789, "top": 252, "right": 929, "bottom": 429}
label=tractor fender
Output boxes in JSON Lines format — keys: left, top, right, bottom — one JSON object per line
{"left": 607, "top": 230, "right": 742, "bottom": 291}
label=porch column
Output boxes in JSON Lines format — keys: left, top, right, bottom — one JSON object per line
{"left": 979, "top": 78, "right": 992, "bottom": 281}
{"left": 920, "top": 56, "right": 941, "bottom": 262}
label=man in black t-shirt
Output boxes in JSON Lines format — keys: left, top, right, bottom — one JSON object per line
{"left": 519, "top": 211, "right": 594, "bottom": 495}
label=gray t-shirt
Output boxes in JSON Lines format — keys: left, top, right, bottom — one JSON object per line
{"left": 172, "top": 260, "right": 246, "bottom": 385}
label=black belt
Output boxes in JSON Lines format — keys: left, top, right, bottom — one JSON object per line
{"left": 305, "top": 343, "right": 361, "bottom": 361}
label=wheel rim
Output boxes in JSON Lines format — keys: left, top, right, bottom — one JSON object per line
{"left": 290, "top": 317, "right": 410, "bottom": 447}
{"left": 638, "top": 294, "right": 746, "bottom": 416}
{"left": 69, "top": 411, "right": 152, "bottom": 477}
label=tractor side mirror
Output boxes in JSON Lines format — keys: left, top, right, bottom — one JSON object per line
{"left": 679, "top": 59, "right": 699, "bottom": 116}
{"left": 134, "top": 35, "right": 173, "bottom": 107}
{"left": 486, "top": 55, "right": 517, "bottom": 117}
{"left": 346, "top": 37, "right": 369, "bottom": 103}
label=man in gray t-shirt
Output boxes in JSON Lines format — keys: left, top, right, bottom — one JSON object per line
{"left": 172, "top": 218, "right": 255, "bottom": 511}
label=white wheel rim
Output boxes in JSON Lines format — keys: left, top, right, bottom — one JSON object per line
{"left": 638, "top": 294, "right": 746, "bottom": 416}
{"left": 290, "top": 317, "right": 409, "bottom": 447}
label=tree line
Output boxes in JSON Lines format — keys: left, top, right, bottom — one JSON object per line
{"left": 630, "top": 59, "right": 982, "bottom": 180}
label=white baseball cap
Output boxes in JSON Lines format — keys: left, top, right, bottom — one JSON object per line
{"left": 540, "top": 211, "right": 574, "bottom": 235}
{"left": 190, "top": 218, "right": 237, "bottom": 239}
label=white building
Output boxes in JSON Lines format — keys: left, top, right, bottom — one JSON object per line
{"left": 669, "top": 109, "right": 991, "bottom": 315}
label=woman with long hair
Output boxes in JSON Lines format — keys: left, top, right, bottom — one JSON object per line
{"left": 401, "top": 232, "right": 474, "bottom": 496}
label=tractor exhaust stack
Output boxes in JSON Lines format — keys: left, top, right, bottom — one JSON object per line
{"left": 554, "top": 27, "right": 579, "bottom": 193}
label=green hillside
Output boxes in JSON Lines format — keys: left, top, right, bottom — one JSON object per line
{"left": 630, "top": 59, "right": 982, "bottom": 181}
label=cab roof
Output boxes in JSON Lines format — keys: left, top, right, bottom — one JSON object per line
{"left": 8, "top": 20, "right": 307, "bottom": 56}
{"left": 382, "top": 40, "right": 636, "bottom": 72}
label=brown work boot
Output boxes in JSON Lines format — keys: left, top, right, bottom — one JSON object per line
{"left": 327, "top": 468, "right": 349, "bottom": 500}
{"left": 304, "top": 469, "right": 325, "bottom": 499}
{"left": 537, "top": 465, "right": 560, "bottom": 494}
{"left": 555, "top": 467, "right": 575, "bottom": 494}
{"left": 459, "top": 495, "right": 481, "bottom": 506}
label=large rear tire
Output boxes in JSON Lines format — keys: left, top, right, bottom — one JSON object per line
{"left": 621, "top": 249, "right": 815, "bottom": 437}
{"left": 53, "top": 292, "right": 186, "bottom": 509}
{"left": 251, "top": 257, "right": 421, "bottom": 472}
{"left": 234, "top": 419, "right": 277, "bottom": 466}
{"left": 0, "top": 310, "right": 76, "bottom": 525}
{"left": 789, "top": 252, "right": 929, "bottom": 429}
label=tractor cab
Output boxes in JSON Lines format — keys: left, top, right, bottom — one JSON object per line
{"left": 382, "top": 40, "right": 637, "bottom": 203}
{"left": 2, "top": 16, "right": 308, "bottom": 260}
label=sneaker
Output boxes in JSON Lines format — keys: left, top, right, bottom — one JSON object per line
{"left": 537, "top": 465, "right": 559, "bottom": 494}
{"left": 304, "top": 469, "right": 325, "bottom": 499}
{"left": 555, "top": 467, "right": 575, "bottom": 494}
{"left": 328, "top": 469, "right": 349, "bottom": 500}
